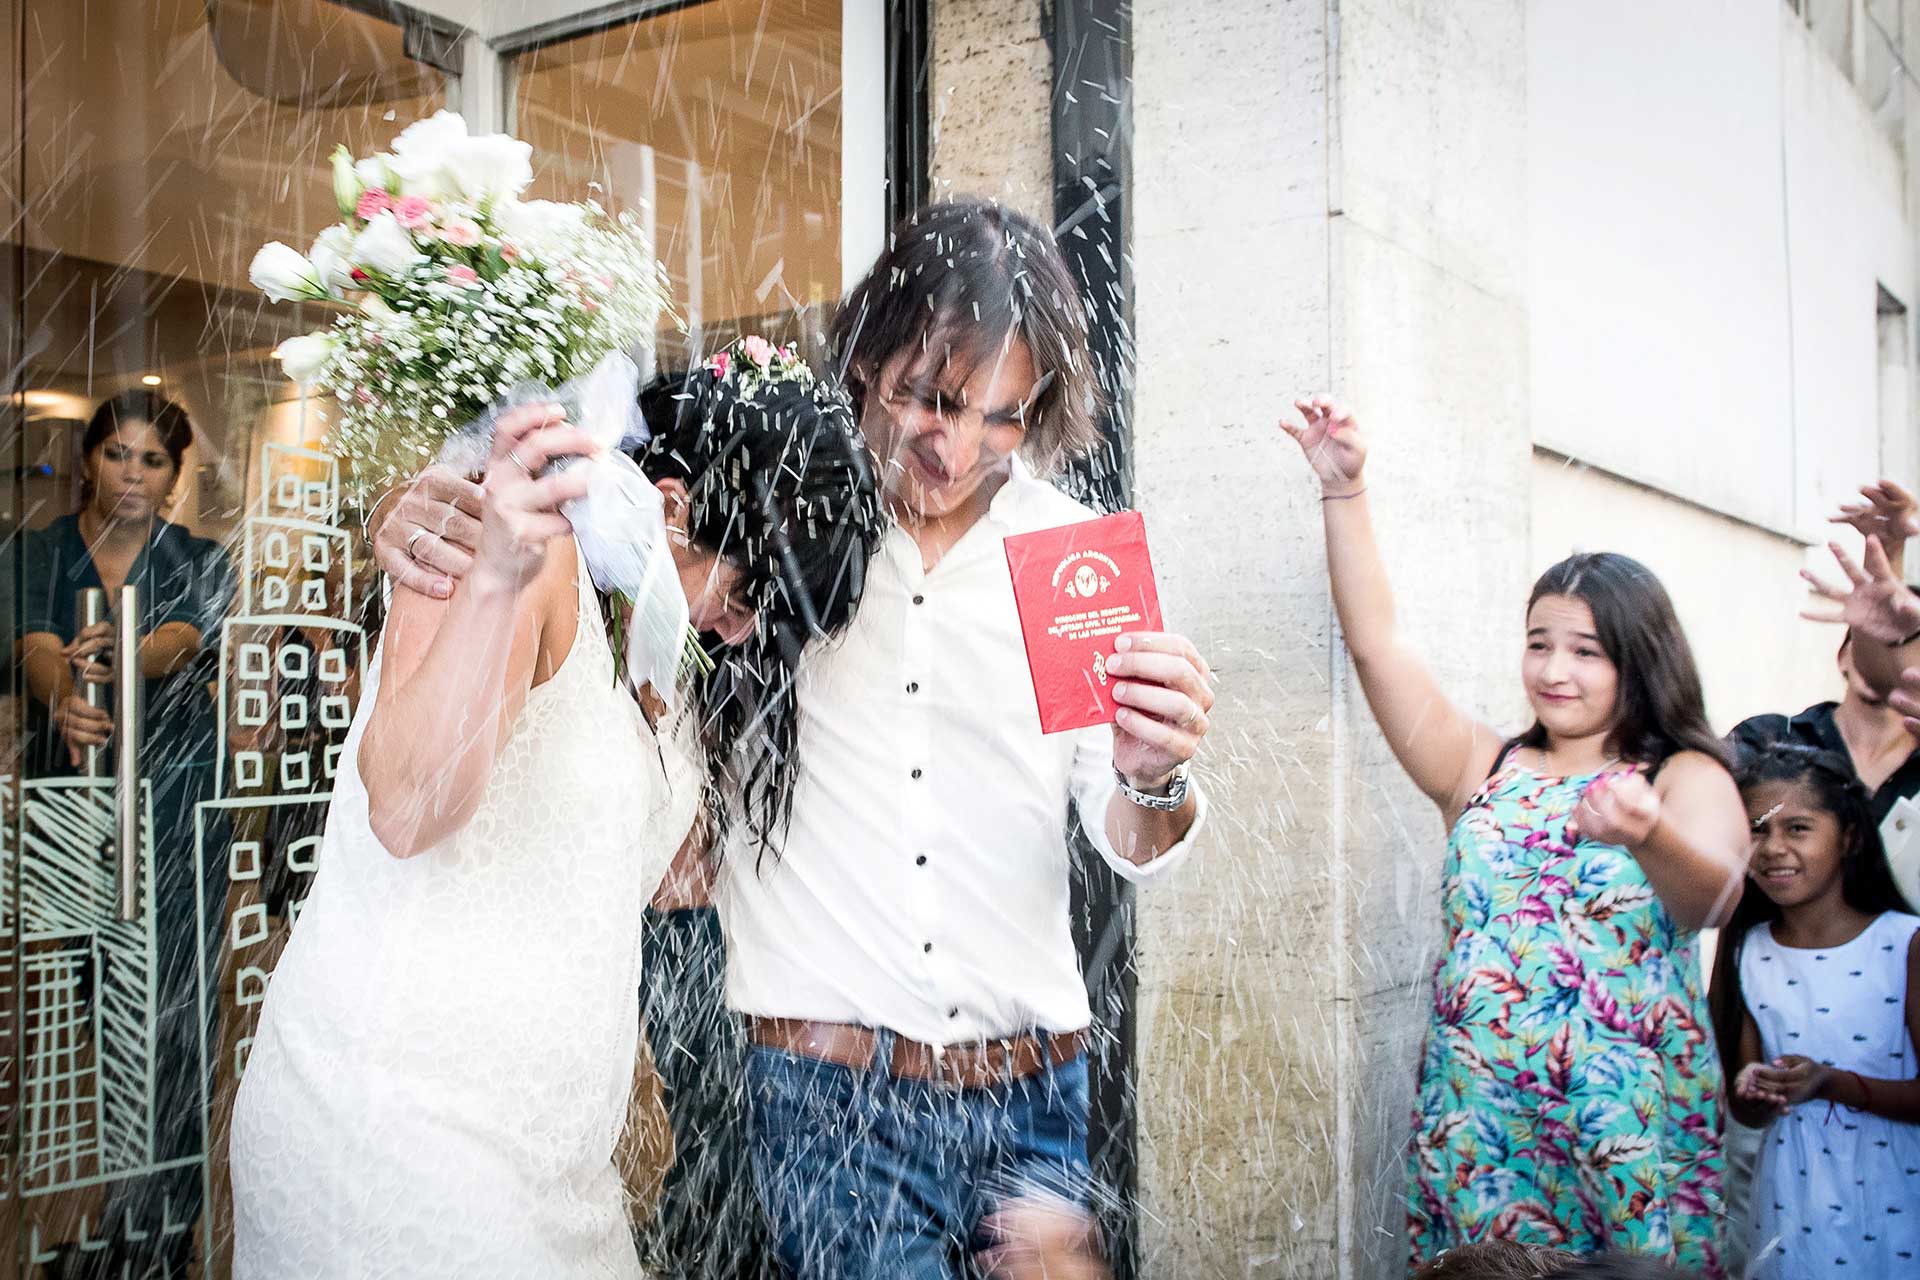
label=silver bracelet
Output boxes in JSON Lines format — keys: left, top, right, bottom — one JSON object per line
{"left": 1115, "top": 765, "right": 1190, "bottom": 812}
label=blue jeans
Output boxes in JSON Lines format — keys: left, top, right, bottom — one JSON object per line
{"left": 746, "top": 1031, "right": 1093, "bottom": 1280}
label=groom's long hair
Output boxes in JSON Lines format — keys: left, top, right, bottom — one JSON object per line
{"left": 636, "top": 366, "right": 882, "bottom": 866}
{"left": 829, "top": 197, "right": 1105, "bottom": 477}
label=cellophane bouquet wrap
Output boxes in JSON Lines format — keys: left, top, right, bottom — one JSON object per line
{"left": 251, "top": 110, "right": 694, "bottom": 700}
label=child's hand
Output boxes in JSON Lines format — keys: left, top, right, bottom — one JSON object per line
{"left": 1565, "top": 766, "right": 1659, "bottom": 848}
{"left": 1767, "top": 1054, "right": 1832, "bottom": 1106}
{"left": 1278, "top": 396, "right": 1367, "bottom": 497}
{"left": 1734, "top": 1061, "right": 1790, "bottom": 1113}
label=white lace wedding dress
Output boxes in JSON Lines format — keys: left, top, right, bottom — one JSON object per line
{"left": 230, "top": 548, "right": 695, "bottom": 1278}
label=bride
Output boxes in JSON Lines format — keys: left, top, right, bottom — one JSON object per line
{"left": 230, "top": 351, "right": 880, "bottom": 1277}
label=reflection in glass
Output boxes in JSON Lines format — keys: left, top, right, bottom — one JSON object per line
{"left": 3, "top": 1, "right": 443, "bottom": 1272}
{"left": 513, "top": 0, "right": 847, "bottom": 366}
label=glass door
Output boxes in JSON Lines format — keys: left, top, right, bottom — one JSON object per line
{"left": 1, "top": 2, "right": 451, "bottom": 1274}
{"left": 506, "top": 6, "right": 873, "bottom": 1276}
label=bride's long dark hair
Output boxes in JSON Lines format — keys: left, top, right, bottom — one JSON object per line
{"left": 635, "top": 360, "right": 883, "bottom": 866}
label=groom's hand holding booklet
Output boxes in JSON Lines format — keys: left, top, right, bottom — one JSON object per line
{"left": 1004, "top": 510, "right": 1164, "bottom": 734}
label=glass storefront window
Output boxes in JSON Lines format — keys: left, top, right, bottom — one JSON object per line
{"left": 11, "top": 0, "right": 451, "bottom": 542}
{"left": 3, "top": 2, "right": 449, "bottom": 1273}
{"left": 510, "top": 0, "right": 850, "bottom": 367}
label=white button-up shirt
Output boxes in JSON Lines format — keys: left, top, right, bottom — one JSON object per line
{"left": 717, "top": 458, "right": 1205, "bottom": 1045}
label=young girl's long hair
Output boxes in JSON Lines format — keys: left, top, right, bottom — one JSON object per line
{"left": 1513, "top": 553, "right": 1728, "bottom": 770}
{"left": 1706, "top": 742, "right": 1912, "bottom": 1081}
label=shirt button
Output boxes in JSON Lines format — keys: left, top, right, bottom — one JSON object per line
{"left": 915, "top": 854, "right": 927, "bottom": 866}
{"left": 907, "top": 681, "right": 919, "bottom": 694}
{"left": 948, "top": 1008, "right": 959, "bottom": 1019}
{"left": 923, "top": 942, "right": 933, "bottom": 953}
{"left": 911, "top": 768, "right": 923, "bottom": 780}
{"left": 912, "top": 594, "right": 925, "bottom": 606}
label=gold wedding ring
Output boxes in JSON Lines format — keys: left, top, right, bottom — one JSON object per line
{"left": 405, "top": 526, "right": 428, "bottom": 561}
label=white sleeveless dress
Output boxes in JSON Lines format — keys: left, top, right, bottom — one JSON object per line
{"left": 1741, "top": 910, "right": 1920, "bottom": 1279}
{"left": 230, "top": 549, "right": 695, "bottom": 1278}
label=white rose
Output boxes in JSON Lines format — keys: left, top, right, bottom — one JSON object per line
{"left": 276, "top": 332, "right": 336, "bottom": 384}
{"left": 349, "top": 213, "right": 423, "bottom": 278}
{"left": 249, "top": 242, "right": 327, "bottom": 303}
{"left": 444, "top": 133, "right": 534, "bottom": 204}
{"left": 387, "top": 110, "right": 472, "bottom": 199}
{"left": 391, "top": 109, "right": 470, "bottom": 159}
{"left": 307, "top": 225, "right": 356, "bottom": 293}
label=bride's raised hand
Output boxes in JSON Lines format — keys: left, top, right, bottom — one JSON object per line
{"left": 1279, "top": 395, "right": 1367, "bottom": 497}
{"left": 472, "top": 404, "right": 598, "bottom": 594}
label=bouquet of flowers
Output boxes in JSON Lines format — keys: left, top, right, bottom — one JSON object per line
{"left": 249, "top": 110, "right": 671, "bottom": 500}
{"left": 251, "top": 111, "right": 701, "bottom": 700}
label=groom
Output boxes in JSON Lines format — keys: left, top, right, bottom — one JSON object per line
{"left": 376, "top": 197, "right": 1211, "bottom": 1278}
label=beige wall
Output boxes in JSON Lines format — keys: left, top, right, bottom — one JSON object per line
{"left": 920, "top": 2, "right": 1899, "bottom": 1278}
{"left": 934, "top": 2, "right": 1536, "bottom": 1276}
{"left": 926, "top": 0, "right": 1052, "bottom": 218}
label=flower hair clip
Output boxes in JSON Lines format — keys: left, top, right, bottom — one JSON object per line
{"left": 709, "top": 335, "right": 814, "bottom": 398}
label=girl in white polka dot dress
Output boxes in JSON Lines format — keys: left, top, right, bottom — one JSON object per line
{"left": 1709, "top": 742, "right": 1920, "bottom": 1279}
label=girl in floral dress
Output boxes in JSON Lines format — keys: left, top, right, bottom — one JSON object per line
{"left": 1280, "top": 398, "right": 1750, "bottom": 1275}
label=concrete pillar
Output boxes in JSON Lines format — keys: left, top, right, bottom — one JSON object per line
{"left": 1130, "top": 2, "right": 1530, "bottom": 1276}
{"left": 927, "top": 0, "right": 1052, "bottom": 217}
{"left": 930, "top": 3, "right": 1532, "bottom": 1275}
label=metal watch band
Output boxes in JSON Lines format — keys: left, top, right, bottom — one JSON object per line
{"left": 1114, "top": 764, "right": 1189, "bottom": 812}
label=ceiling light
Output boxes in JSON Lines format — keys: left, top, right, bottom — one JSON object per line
{"left": 141, "top": 374, "right": 162, "bottom": 386}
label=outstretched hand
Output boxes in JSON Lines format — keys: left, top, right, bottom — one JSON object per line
{"left": 1829, "top": 480, "right": 1919, "bottom": 565}
{"left": 1278, "top": 396, "right": 1366, "bottom": 496}
{"left": 1886, "top": 666, "right": 1920, "bottom": 735}
{"left": 1800, "top": 536, "right": 1920, "bottom": 646}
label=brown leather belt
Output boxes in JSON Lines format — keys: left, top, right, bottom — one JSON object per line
{"left": 748, "top": 1017, "right": 1086, "bottom": 1090}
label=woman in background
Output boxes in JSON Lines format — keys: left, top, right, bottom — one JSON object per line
{"left": 14, "top": 388, "right": 235, "bottom": 1272}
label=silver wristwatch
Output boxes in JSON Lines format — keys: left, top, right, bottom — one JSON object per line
{"left": 1114, "top": 764, "right": 1190, "bottom": 812}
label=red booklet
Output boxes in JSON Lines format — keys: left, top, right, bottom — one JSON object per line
{"left": 1004, "top": 510, "right": 1163, "bottom": 734}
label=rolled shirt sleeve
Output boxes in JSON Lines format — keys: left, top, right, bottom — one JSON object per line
{"left": 1068, "top": 721, "right": 1207, "bottom": 884}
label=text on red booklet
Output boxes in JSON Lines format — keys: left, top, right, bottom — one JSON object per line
{"left": 1003, "top": 510, "right": 1163, "bottom": 734}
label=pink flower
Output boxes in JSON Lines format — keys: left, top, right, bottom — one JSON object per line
{"left": 710, "top": 351, "right": 731, "bottom": 378}
{"left": 349, "top": 268, "right": 370, "bottom": 284}
{"left": 392, "top": 196, "right": 434, "bottom": 230}
{"left": 595, "top": 273, "right": 614, "bottom": 292}
{"left": 447, "top": 264, "right": 480, "bottom": 288}
{"left": 499, "top": 241, "right": 521, "bottom": 263}
{"left": 355, "top": 189, "right": 393, "bottom": 220}
{"left": 355, "top": 387, "right": 374, "bottom": 404}
{"left": 440, "top": 217, "right": 481, "bottom": 248}
{"left": 742, "top": 335, "right": 774, "bottom": 368}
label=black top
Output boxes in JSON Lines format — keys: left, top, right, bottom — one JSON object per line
{"left": 13, "top": 512, "right": 235, "bottom": 776}
{"left": 1727, "top": 700, "right": 1920, "bottom": 827}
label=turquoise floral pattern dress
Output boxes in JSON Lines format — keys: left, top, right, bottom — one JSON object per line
{"left": 1405, "top": 754, "right": 1725, "bottom": 1275}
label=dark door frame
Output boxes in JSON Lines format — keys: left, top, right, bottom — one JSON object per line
{"left": 1046, "top": 3, "right": 1140, "bottom": 1275}
{"left": 888, "top": 2, "right": 1143, "bottom": 1273}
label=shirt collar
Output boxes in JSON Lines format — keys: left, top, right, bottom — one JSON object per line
{"left": 985, "top": 453, "right": 1043, "bottom": 528}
